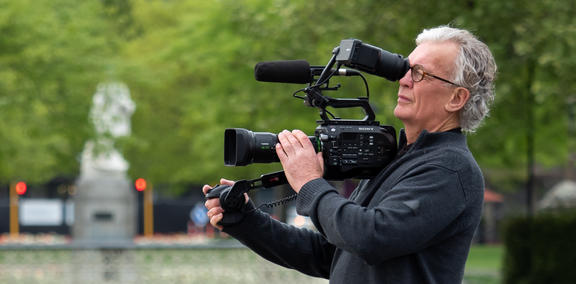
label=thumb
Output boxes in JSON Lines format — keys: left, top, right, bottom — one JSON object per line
{"left": 317, "top": 152, "right": 324, "bottom": 173}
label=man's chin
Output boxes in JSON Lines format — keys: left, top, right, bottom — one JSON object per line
{"left": 393, "top": 106, "right": 409, "bottom": 120}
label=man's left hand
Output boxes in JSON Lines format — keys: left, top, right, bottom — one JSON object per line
{"left": 276, "top": 130, "right": 324, "bottom": 193}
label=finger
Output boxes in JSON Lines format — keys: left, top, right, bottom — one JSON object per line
{"left": 220, "top": 178, "right": 235, "bottom": 186}
{"left": 276, "top": 143, "right": 287, "bottom": 162}
{"left": 207, "top": 207, "right": 224, "bottom": 219}
{"left": 317, "top": 152, "right": 325, "bottom": 173}
{"left": 205, "top": 198, "right": 221, "bottom": 210}
{"left": 277, "top": 131, "right": 294, "bottom": 156}
{"left": 292, "top": 130, "right": 312, "bottom": 148}
{"left": 277, "top": 130, "right": 300, "bottom": 156}
{"left": 210, "top": 213, "right": 223, "bottom": 230}
{"left": 202, "top": 184, "right": 213, "bottom": 195}
{"left": 285, "top": 130, "right": 304, "bottom": 148}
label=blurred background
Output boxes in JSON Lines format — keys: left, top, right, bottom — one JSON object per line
{"left": 0, "top": 0, "right": 575, "bottom": 283}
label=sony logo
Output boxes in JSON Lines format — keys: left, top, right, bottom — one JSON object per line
{"left": 358, "top": 127, "right": 374, "bottom": 131}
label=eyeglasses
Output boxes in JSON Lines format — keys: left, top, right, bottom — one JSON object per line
{"left": 410, "top": 64, "right": 461, "bottom": 87}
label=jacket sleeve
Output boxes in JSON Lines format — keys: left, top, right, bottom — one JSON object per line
{"left": 222, "top": 207, "right": 335, "bottom": 278}
{"left": 296, "top": 164, "right": 470, "bottom": 265}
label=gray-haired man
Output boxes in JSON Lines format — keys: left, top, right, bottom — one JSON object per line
{"left": 205, "top": 26, "right": 497, "bottom": 283}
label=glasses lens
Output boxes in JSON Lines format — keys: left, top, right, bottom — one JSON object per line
{"left": 411, "top": 65, "right": 424, "bottom": 82}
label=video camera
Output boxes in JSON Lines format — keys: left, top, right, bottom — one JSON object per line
{"left": 206, "top": 39, "right": 409, "bottom": 218}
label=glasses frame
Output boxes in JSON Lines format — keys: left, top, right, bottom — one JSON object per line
{"left": 410, "top": 64, "right": 461, "bottom": 87}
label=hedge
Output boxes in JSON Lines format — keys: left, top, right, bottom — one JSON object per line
{"left": 503, "top": 210, "right": 576, "bottom": 284}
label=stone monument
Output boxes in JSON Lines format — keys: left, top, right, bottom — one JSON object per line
{"left": 73, "top": 82, "right": 137, "bottom": 245}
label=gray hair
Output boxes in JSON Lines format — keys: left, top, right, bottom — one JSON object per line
{"left": 416, "top": 26, "right": 497, "bottom": 133}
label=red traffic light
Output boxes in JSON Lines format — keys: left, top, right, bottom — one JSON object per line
{"left": 15, "top": 182, "right": 27, "bottom": 195}
{"left": 135, "top": 178, "right": 147, "bottom": 191}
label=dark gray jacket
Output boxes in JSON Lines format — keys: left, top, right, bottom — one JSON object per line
{"left": 224, "top": 130, "right": 484, "bottom": 283}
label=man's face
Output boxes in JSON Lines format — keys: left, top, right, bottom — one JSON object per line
{"left": 394, "top": 41, "right": 459, "bottom": 129}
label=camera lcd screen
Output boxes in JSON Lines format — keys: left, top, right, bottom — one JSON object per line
{"left": 341, "top": 133, "right": 358, "bottom": 143}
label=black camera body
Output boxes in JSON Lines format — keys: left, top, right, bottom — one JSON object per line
{"left": 316, "top": 120, "right": 396, "bottom": 180}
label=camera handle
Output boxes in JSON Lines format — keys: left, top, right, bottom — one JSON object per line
{"left": 205, "top": 171, "right": 288, "bottom": 225}
{"left": 305, "top": 87, "right": 377, "bottom": 122}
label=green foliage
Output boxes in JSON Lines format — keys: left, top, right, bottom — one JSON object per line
{"left": 459, "top": 0, "right": 576, "bottom": 183}
{"left": 0, "top": 0, "right": 120, "bottom": 182}
{"left": 1, "top": 0, "right": 575, "bottom": 192}
{"left": 503, "top": 211, "right": 576, "bottom": 284}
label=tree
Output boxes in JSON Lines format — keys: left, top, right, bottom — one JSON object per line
{"left": 456, "top": 0, "right": 576, "bottom": 193}
{"left": 0, "top": 0, "right": 120, "bottom": 182}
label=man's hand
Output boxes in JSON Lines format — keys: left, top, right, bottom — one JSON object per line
{"left": 276, "top": 130, "right": 324, "bottom": 193}
{"left": 202, "top": 178, "right": 235, "bottom": 231}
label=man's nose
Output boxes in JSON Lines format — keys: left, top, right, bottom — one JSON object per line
{"left": 398, "top": 69, "right": 413, "bottom": 88}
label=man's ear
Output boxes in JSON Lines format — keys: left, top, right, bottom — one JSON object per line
{"left": 445, "top": 87, "right": 470, "bottom": 112}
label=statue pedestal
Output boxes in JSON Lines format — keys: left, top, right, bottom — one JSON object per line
{"left": 73, "top": 173, "right": 136, "bottom": 245}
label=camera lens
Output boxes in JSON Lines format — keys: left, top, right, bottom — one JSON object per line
{"left": 224, "top": 128, "right": 318, "bottom": 166}
{"left": 224, "top": 128, "right": 279, "bottom": 166}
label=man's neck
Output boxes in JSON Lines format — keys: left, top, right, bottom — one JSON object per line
{"left": 404, "top": 118, "right": 461, "bottom": 144}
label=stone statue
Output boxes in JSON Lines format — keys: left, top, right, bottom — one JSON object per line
{"left": 80, "top": 82, "right": 135, "bottom": 177}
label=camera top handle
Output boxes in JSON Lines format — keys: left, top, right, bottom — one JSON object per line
{"left": 302, "top": 46, "right": 377, "bottom": 123}
{"left": 304, "top": 87, "right": 377, "bottom": 122}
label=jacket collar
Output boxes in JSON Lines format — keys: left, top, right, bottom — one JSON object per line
{"left": 399, "top": 128, "right": 465, "bottom": 153}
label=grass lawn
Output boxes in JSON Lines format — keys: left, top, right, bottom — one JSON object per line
{"left": 0, "top": 243, "right": 504, "bottom": 283}
{"left": 464, "top": 244, "right": 503, "bottom": 284}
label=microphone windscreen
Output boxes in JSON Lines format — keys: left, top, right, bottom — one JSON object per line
{"left": 254, "top": 60, "right": 311, "bottom": 84}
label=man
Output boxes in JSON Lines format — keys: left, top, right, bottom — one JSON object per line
{"left": 204, "top": 26, "right": 497, "bottom": 283}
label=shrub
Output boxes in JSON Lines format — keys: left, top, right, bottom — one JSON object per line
{"left": 503, "top": 210, "right": 576, "bottom": 284}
